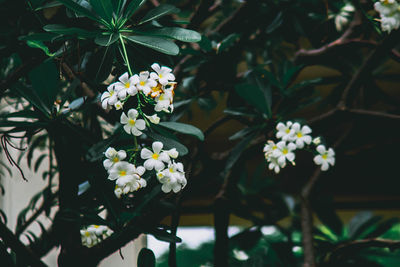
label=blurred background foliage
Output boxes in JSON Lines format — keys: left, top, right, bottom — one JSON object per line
{"left": 0, "top": 0, "right": 400, "bottom": 266}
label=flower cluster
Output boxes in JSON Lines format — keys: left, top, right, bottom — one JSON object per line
{"left": 101, "top": 63, "right": 187, "bottom": 198}
{"left": 80, "top": 224, "right": 113, "bottom": 248}
{"left": 101, "top": 63, "right": 175, "bottom": 113}
{"left": 374, "top": 0, "right": 400, "bottom": 33}
{"left": 330, "top": 3, "right": 355, "bottom": 31}
{"left": 263, "top": 121, "right": 335, "bottom": 173}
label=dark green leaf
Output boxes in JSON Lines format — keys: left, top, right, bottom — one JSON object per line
{"left": 138, "top": 4, "right": 179, "bottom": 25}
{"left": 43, "top": 24, "right": 96, "bottom": 38}
{"left": 124, "top": 0, "right": 146, "bottom": 20}
{"left": 235, "top": 82, "right": 270, "bottom": 116}
{"left": 89, "top": 0, "right": 113, "bottom": 22}
{"left": 57, "top": 0, "right": 101, "bottom": 23}
{"left": 217, "top": 33, "right": 240, "bottom": 53}
{"left": 124, "top": 35, "right": 179, "bottom": 55}
{"left": 94, "top": 32, "right": 119, "bottom": 46}
{"left": 137, "top": 248, "right": 156, "bottom": 267}
{"left": 143, "top": 27, "right": 201, "bottom": 42}
{"left": 158, "top": 121, "right": 204, "bottom": 141}
{"left": 26, "top": 40, "right": 54, "bottom": 56}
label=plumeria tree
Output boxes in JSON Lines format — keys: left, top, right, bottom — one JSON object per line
{"left": 1, "top": 0, "right": 400, "bottom": 267}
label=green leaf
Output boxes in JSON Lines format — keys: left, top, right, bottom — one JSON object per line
{"left": 57, "top": 0, "right": 101, "bottom": 23}
{"left": 146, "top": 132, "right": 188, "bottom": 156}
{"left": 216, "top": 33, "right": 240, "bottom": 53}
{"left": 89, "top": 0, "right": 113, "bottom": 22}
{"left": 235, "top": 82, "right": 271, "bottom": 116}
{"left": 158, "top": 121, "right": 204, "bottom": 141}
{"left": 143, "top": 27, "right": 201, "bottom": 42}
{"left": 137, "top": 248, "right": 156, "bottom": 267}
{"left": 138, "top": 4, "right": 179, "bottom": 25}
{"left": 94, "top": 32, "right": 119, "bottom": 46}
{"left": 28, "top": 59, "right": 60, "bottom": 109}
{"left": 124, "top": 0, "right": 146, "bottom": 20}
{"left": 124, "top": 35, "right": 179, "bottom": 55}
{"left": 19, "top": 33, "right": 59, "bottom": 42}
{"left": 26, "top": 40, "right": 54, "bottom": 56}
{"left": 43, "top": 24, "right": 96, "bottom": 38}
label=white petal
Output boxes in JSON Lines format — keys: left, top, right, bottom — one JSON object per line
{"left": 141, "top": 148, "right": 153, "bottom": 159}
{"left": 119, "top": 72, "right": 129, "bottom": 83}
{"left": 117, "top": 150, "right": 127, "bottom": 160}
{"left": 152, "top": 141, "right": 163, "bottom": 153}
{"left": 313, "top": 155, "right": 323, "bottom": 165}
{"left": 144, "top": 159, "right": 156, "bottom": 170}
{"left": 120, "top": 112, "right": 128, "bottom": 124}
{"left": 302, "top": 125, "right": 312, "bottom": 134}
{"left": 154, "top": 160, "right": 165, "bottom": 171}
{"left": 123, "top": 124, "right": 132, "bottom": 134}
{"left": 127, "top": 108, "right": 138, "bottom": 119}
{"left": 321, "top": 163, "right": 329, "bottom": 171}
{"left": 127, "top": 86, "right": 138, "bottom": 96}
{"left": 158, "top": 152, "right": 171, "bottom": 163}
{"left": 135, "top": 119, "right": 146, "bottom": 130}
{"left": 136, "top": 166, "right": 145, "bottom": 176}
{"left": 151, "top": 63, "right": 161, "bottom": 73}
{"left": 150, "top": 72, "right": 158, "bottom": 80}
{"left": 316, "top": 145, "right": 326, "bottom": 154}
{"left": 291, "top": 122, "right": 301, "bottom": 131}
{"left": 131, "top": 127, "right": 142, "bottom": 136}
{"left": 286, "top": 153, "right": 295, "bottom": 162}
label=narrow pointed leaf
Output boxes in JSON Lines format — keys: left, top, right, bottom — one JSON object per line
{"left": 57, "top": 0, "right": 101, "bottom": 23}
{"left": 125, "top": 0, "right": 146, "bottom": 19}
{"left": 89, "top": 0, "right": 113, "bottom": 22}
{"left": 158, "top": 121, "right": 204, "bottom": 141}
{"left": 124, "top": 35, "right": 179, "bottom": 55}
{"left": 138, "top": 4, "right": 178, "bottom": 25}
{"left": 144, "top": 27, "right": 201, "bottom": 42}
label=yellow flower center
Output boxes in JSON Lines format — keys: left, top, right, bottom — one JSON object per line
{"left": 125, "top": 82, "right": 130, "bottom": 88}
{"left": 129, "top": 119, "right": 136, "bottom": 125}
{"left": 110, "top": 91, "right": 114, "bottom": 96}
{"left": 169, "top": 167, "right": 174, "bottom": 172}
{"left": 94, "top": 225, "right": 99, "bottom": 228}
{"left": 152, "top": 153, "right": 159, "bottom": 160}
{"left": 384, "top": 0, "right": 390, "bottom": 4}
{"left": 112, "top": 157, "right": 119, "bottom": 163}
{"left": 322, "top": 154, "right": 328, "bottom": 159}
{"left": 285, "top": 129, "right": 290, "bottom": 134}
{"left": 85, "top": 231, "right": 90, "bottom": 237}
{"left": 119, "top": 170, "right": 127, "bottom": 176}
{"left": 297, "top": 132, "right": 303, "bottom": 138}
{"left": 282, "top": 148, "right": 288, "bottom": 155}
{"left": 159, "top": 74, "right": 163, "bottom": 78}
{"left": 140, "top": 81, "right": 145, "bottom": 86}
{"left": 272, "top": 145, "right": 277, "bottom": 150}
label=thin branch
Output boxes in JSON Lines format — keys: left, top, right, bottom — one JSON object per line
{"left": 347, "top": 108, "right": 400, "bottom": 120}
{"left": 300, "top": 197, "right": 316, "bottom": 267}
{"left": 0, "top": 221, "right": 47, "bottom": 267}
{"left": 331, "top": 238, "right": 400, "bottom": 259}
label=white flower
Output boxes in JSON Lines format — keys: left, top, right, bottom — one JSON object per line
{"left": 103, "top": 147, "right": 127, "bottom": 170}
{"left": 374, "top": 0, "right": 400, "bottom": 33}
{"left": 87, "top": 225, "right": 108, "bottom": 237}
{"left": 333, "top": 3, "right": 355, "bottom": 31}
{"left": 140, "top": 141, "right": 171, "bottom": 171}
{"left": 120, "top": 109, "right": 146, "bottom": 136}
{"left": 101, "top": 84, "right": 119, "bottom": 109}
{"left": 313, "top": 137, "right": 321, "bottom": 145}
{"left": 267, "top": 156, "right": 286, "bottom": 174}
{"left": 150, "top": 63, "right": 175, "bottom": 85}
{"left": 233, "top": 249, "right": 249, "bottom": 261}
{"left": 154, "top": 88, "right": 174, "bottom": 113}
{"left": 136, "top": 71, "right": 157, "bottom": 95}
{"left": 276, "top": 121, "right": 295, "bottom": 141}
{"left": 113, "top": 72, "right": 139, "bottom": 99}
{"left": 108, "top": 161, "right": 136, "bottom": 180}
{"left": 291, "top": 123, "right": 312, "bottom": 149}
{"left": 145, "top": 113, "right": 160, "bottom": 124}
{"left": 273, "top": 141, "right": 296, "bottom": 165}
{"left": 114, "top": 185, "right": 123, "bottom": 198}
{"left": 313, "top": 145, "right": 335, "bottom": 171}
{"left": 115, "top": 165, "right": 147, "bottom": 196}
{"left": 157, "top": 162, "right": 186, "bottom": 193}
{"left": 114, "top": 100, "right": 123, "bottom": 110}
{"left": 166, "top": 148, "right": 179, "bottom": 159}
{"left": 81, "top": 229, "right": 99, "bottom": 248}
{"left": 263, "top": 140, "right": 278, "bottom": 157}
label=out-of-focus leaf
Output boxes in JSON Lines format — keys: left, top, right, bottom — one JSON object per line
{"left": 86, "top": 45, "right": 115, "bottom": 83}
{"left": 124, "top": 0, "right": 146, "bottom": 20}
{"left": 266, "top": 12, "right": 283, "bottom": 34}
{"left": 158, "top": 121, "right": 204, "bottom": 141}
{"left": 28, "top": 59, "right": 60, "bottom": 109}
{"left": 235, "top": 82, "right": 271, "bottom": 116}
{"left": 34, "top": 154, "right": 47, "bottom": 172}
{"left": 125, "top": 35, "right": 179, "bottom": 55}
{"left": 78, "top": 181, "right": 90, "bottom": 195}
{"left": 137, "top": 248, "right": 156, "bottom": 267}
{"left": 138, "top": 4, "right": 179, "bottom": 25}
{"left": 217, "top": 33, "right": 240, "bottom": 53}
{"left": 26, "top": 40, "right": 54, "bottom": 56}
{"left": 143, "top": 27, "right": 201, "bottom": 42}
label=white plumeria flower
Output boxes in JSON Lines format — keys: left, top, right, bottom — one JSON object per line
{"left": 333, "top": 3, "right": 355, "bottom": 31}
{"left": 114, "top": 100, "right": 124, "bottom": 110}
{"left": 154, "top": 88, "right": 174, "bottom": 113}
{"left": 291, "top": 123, "right": 312, "bottom": 149}
{"left": 101, "top": 84, "right": 119, "bottom": 109}
{"left": 276, "top": 121, "right": 295, "bottom": 141}
{"left": 136, "top": 71, "right": 157, "bottom": 95}
{"left": 113, "top": 72, "right": 139, "bottom": 99}
{"left": 120, "top": 109, "right": 146, "bottom": 136}
{"left": 150, "top": 63, "right": 175, "bottom": 85}
{"left": 115, "top": 166, "right": 147, "bottom": 195}
{"left": 103, "top": 147, "right": 127, "bottom": 170}
{"left": 166, "top": 148, "right": 179, "bottom": 159}
{"left": 145, "top": 113, "right": 160, "bottom": 124}
{"left": 157, "top": 162, "right": 186, "bottom": 193}
{"left": 108, "top": 161, "right": 136, "bottom": 181}
{"left": 273, "top": 141, "right": 296, "bottom": 165}
{"left": 140, "top": 141, "right": 170, "bottom": 171}
{"left": 374, "top": 0, "right": 400, "bottom": 33}
{"left": 87, "top": 225, "right": 108, "bottom": 237}
{"left": 263, "top": 140, "right": 278, "bottom": 157}
{"left": 267, "top": 156, "right": 286, "bottom": 174}
{"left": 80, "top": 229, "right": 99, "bottom": 248}
{"left": 313, "top": 145, "right": 335, "bottom": 171}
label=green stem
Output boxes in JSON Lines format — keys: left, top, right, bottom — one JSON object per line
{"left": 119, "top": 34, "right": 133, "bottom": 76}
